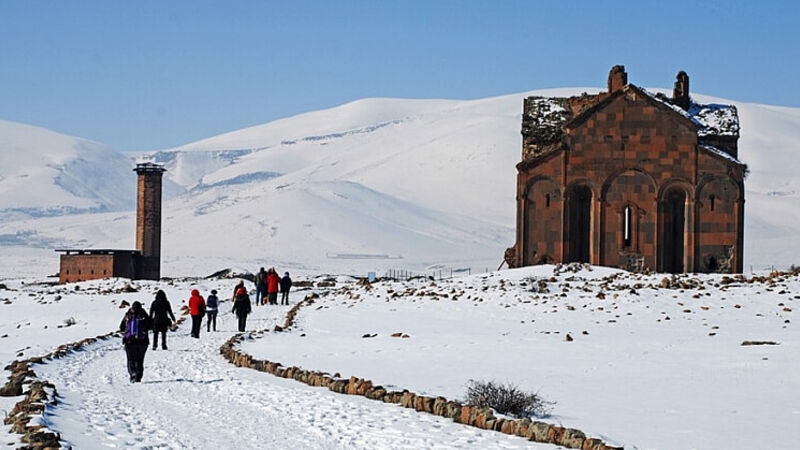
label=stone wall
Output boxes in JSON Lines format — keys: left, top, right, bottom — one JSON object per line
{"left": 220, "top": 293, "right": 622, "bottom": 450}
{"left": 1, "top": 310, "right": 189, "bottom": 449}
{"left": 0, "top": 332, "right": 121, "bottom": 449}
{"left": 513, "top": 83, "right": 745, "bottom": 273}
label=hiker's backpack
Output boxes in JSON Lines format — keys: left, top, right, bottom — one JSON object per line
{"left": 206, "top": 295, "right": 219, "bottom": 310}
{"left": 124, "top": 312, "right": 146, "bottom": 342}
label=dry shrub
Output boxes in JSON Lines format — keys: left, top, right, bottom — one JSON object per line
{"left": 465, "top": 379, "right": 554, "bottom": 418}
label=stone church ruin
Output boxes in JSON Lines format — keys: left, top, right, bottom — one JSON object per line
{"left": 505, "top": 66, "right": 745, "bottom": 273}
{"left": 57, "top": 162, "right": 166, "bottom": 283}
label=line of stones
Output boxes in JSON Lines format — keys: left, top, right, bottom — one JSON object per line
{"left": 0, "top": 314, "right": 189, "bottom": 449}
{"left": 220, "top": 293, "right": 621, "bottom": 450}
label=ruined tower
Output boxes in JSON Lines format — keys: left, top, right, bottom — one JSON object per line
{"left": 135, "top": 162, "right": 166, "bottom": 280}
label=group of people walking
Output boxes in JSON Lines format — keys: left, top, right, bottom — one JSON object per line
{"left": 118, "top": 269, "right": 294, "bottom": 383}
{"left": 253, "top": 267, "right": 292, "bottom": 306}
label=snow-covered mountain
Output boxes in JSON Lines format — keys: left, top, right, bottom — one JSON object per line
{"left": 0, "top": 119, "right": 138, "bottom": 221}
{"left": 2, "top": 88, "right": 800, "bottom": 277}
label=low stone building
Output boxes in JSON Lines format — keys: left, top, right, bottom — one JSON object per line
{"left": 505, "top": 66, "right": 745, "bottom": 273}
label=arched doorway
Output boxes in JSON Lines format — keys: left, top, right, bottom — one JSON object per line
{"left": 565, "top": 185, "right": 592, "bottom": 263}
{"left": 660, "top": 187, "right": 687, "bottom": 273}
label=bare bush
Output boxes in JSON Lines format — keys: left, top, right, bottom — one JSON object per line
{"left": 464, "top": 379, "right": 554, "bottom": 418}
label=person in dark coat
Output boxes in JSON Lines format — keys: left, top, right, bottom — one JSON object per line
{"left": 120, "top": 301, "right": 153, "bottom": 383}
{"left": 149, "top": 290, "right": 176, "bottom": 350}
{"left": 254, "top": 268, "right": 267, "bottom": 306}
{"left": 206, "top": 289, "right": 219, "bottom": 332}
{"left": 231, "top": 286, "right": 252, "bottom": 332}
{"left": 280, "top": 272, "right": 292, "bottom": 305}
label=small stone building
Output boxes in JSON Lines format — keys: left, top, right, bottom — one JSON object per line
{"left": 505, "top": 66, "right": 745, "bottom": 273}
{"left": 57, "top": 162, "right": 166, "bottom": 283}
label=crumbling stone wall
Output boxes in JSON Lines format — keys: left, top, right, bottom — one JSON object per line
{"left": 220, "top": 293, "right": 622, "bottom": 450}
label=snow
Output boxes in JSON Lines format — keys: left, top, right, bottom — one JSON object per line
{"left": 690, "top": 102, "right": 740, "bottom": 137}
{"left": 2, "top": 267, "right": 796, "bottom": 448}
{"left": 0, "top": 277, "right": 546, "bottom": 449}
{"left": 0, "top": 119, "right": 138, "bottom": 220}
{"left": 3, "top": 88, "right": 800, "bottom": 277}
{"left": 700, "top": 144, "right": 743, "bottom": 165}
{"left": 241, "top": 266, "right": 800, "bottom": 449}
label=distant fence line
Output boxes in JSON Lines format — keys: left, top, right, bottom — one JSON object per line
{"left": 383, "top": 267, "right": 475, "bottom": 281}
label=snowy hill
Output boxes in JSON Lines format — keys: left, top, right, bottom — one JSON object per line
{"left": 0, "top": 119, "right": 138, "bottom": 221}
{"left": 2, "top": 88, "right": 800, "bottom": 277}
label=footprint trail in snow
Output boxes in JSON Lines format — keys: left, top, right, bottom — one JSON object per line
{"left": 35, "top": 304, "right": 537, "bottom": 449}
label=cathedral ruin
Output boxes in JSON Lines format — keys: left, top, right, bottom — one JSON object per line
{"left": 505, "top": 66, "right": 745, "bottom": 273}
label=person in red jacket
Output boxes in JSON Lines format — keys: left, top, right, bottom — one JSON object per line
{"left": 188, "top": 289, "right": 206, "bottom": 338}
{"left": 266, "top": 268, "right": 280, "bottom": 305}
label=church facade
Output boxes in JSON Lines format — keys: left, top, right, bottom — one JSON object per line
{"left": 505, "top": 66, "right": 745, "bottom": 273}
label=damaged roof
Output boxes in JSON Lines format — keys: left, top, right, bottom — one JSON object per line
{"left": 522, "top": 86, "right": 740, "bottom": 142}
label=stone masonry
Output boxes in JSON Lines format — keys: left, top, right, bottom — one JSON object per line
{"left": 506, "top": 66, "right": 746, "bottom": 273}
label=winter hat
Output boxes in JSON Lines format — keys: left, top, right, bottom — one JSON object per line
{"left": 132, "top": 301, "right": 142, "bottom": 310}
{"left": 211, "top": 289, "right": 217, "bottom": 295}
{"left": 191, "top": 289, "right": 199, "bottom": 296}
{"left": 284, "top": 272, "right": 289, "bottom": 276}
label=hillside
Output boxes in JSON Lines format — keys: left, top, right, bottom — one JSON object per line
{"left": 1, "top": 88, "right": 800, "bottom": 277}
{"left": 0, "top": 119, "right": 138, "bottom": 221}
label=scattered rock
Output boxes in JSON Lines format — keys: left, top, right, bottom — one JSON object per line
{"left": 741, "top": 341, "right": 779, "bottom": 346}
{"left": 565, "top": 334, "right": 573, "bottom": 342}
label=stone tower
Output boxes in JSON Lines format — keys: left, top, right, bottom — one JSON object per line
{"left": 134, "top": 162, "right": 166, "bottom": 280}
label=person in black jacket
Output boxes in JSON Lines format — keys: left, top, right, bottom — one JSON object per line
{"left": 254, "top": 268, "right": 267, "bottom": 306}
{"left": 206, "top": 289, "right": 219, "bottom": 332}
{"left": 149, "top": 290, "right": 176, "bottom": 350}
{"left": 231, "top": 287, "right": 252, "bottom": 332}
{"left": 280, "top": 272, "right": 292, "bottom": 305}
{"left": 120, "top": 301, "right": 153, "bottom": 383}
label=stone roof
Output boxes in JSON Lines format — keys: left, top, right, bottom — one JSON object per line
{"left": 521, "top": 85, "right": 741, "bottom": 162}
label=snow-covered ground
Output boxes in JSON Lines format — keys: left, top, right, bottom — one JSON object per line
{"left": 2, "top": 87, "right": 800, "bottom": 449}
{"left": 0, "top": 277, "right": 547, "bottom": 449}
{"left": 241, "top": 265, "right": 800, "bottom": 449}
{"left": 2, "top": 89, "right": 800, "bottom": 278}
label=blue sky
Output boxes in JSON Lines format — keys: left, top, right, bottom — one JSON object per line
{"left": 1, "top": 1, "right": 798, "bottom": 150}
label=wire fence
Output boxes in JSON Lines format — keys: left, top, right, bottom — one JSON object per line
{"left": 381, "top": 267, "right": 479, "bottom": 281}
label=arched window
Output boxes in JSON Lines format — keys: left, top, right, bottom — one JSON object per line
{"left": 623, "top": 205, "right": 632, "bottom": 248}
{"left": 545, "top": 193, "right": 551, "bottom": 208}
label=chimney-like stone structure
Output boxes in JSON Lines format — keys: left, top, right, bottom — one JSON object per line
{"left": 134, "top": 162, "right": 166, "bottom": 280}
{"left": 608, "top": 65, "right": 628, "bottom": 92}
{"left": 672, "top": 71, "right": 690, "bottom": 110}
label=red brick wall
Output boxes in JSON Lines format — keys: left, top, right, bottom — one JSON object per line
{"left": 514, "top": 88, "right": 744, "bottom": 273}
{"left": 136, "top": 171, "right": 163, "bottom": 280}
{"left": 59, "top": 253, "right": 138, "bottom": 284}
{"left": 59, "top": 255, "right": 115, "bottom": 283}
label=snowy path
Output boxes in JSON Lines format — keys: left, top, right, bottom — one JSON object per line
{"left": 34, "top": 304, "right": 540, "bottom": 449}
